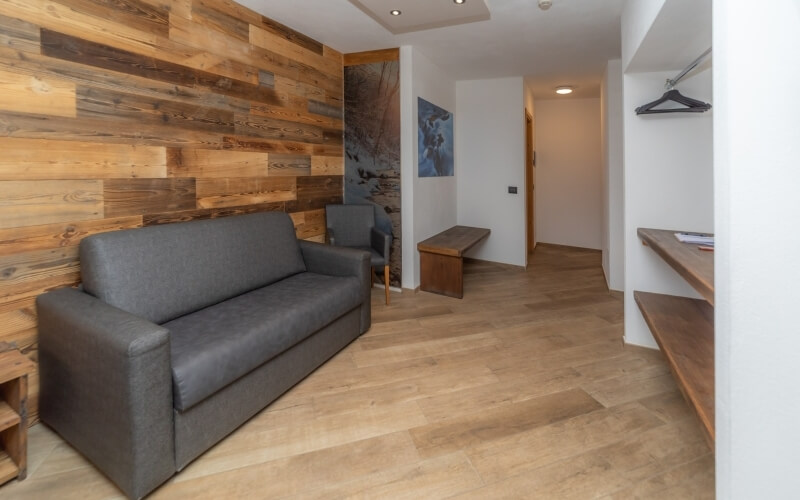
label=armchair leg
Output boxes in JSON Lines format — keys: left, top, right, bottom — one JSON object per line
{"left": 384, "top": 265, "right": 390, "bottom": 305}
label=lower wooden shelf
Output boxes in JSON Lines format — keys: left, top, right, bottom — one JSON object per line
{"left": 0, "top": 450, "right": 17, "bottom": 485}
{"left": 634, "top": 290, "right": 715, "bottom": 445}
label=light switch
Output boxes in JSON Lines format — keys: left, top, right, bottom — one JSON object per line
{"left": 508, "top": 186, "right": 518, "bottom": 194}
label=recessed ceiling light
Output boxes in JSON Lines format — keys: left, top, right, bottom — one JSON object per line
{"left": 454, "top": 0, "right": 466, "bottom": 4}
{"left": 555, "top": 86, "right": 573, "bottom": 95}
{"left": 390, "top": 9, "right": 401, "bottom": 16}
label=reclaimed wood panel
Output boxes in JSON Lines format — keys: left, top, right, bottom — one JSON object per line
{"left": 0, "top": 216, "right": 142, "bottom": 257}
{"left": 103, "top": 178, "right": 196, "bottom": 217}
{"left": 291, "top": 208, "right": 326, "bottom": 240}
{"left": 233, "top": 112, "right": 324, "bottom": 143}
{"left": 196, "top": 177, "right": 295, "bottom": 208}
{"left": 269, "top": 154, "right": 311, "bottom": 177}
{"left": 142, "top": 201, "right": 285, "bottom": 226}
{"left": 250, "top": 101, "right": 342, "bottom": 130}
{"left": 0, "top": 180, "right": 103, "bottom": 229}
{"left": 63, "top": 0, "right": 170, "bottom": 37}
{"left": 0, "top": 14, "right": 40, "bottom": 54}
{"left": 0, "top": 0, "right": 343, "bottom": 423}
{"left": 0, "top": 69, "right": 76, "bottom": 118}
{"left": 167, "top": 148, "right": 268, "bottom": 178}
{"left": 258, "top": 15, "right": 323, "bottom": 56}
{"left": 0, "top": 138, "right": 166, "bottom": 180}
{"left": 77, "top": 86, "right": 236, "bottom": 135}
{"left": 343, "top": 48, "right": 400, "bottom": 66}
{"left": 249, "top": 25, "right": 340, "bottom": 78}
{"left": 311, "top": 156, "right": 345, "bottom": 176}
{"left": 191, "top": 0, "right": 250, "bottom": 42}
{"left": 0, "top": 247, "right": 80, "bottom": 292}
{"left": 40, "top": 30, "right": 272, "bottom": 104}
{"left": 0, "top": 45, "right": 250, "bottom": 116}
{"left": 290, "top": 176, "right": 343, "bottom": 212}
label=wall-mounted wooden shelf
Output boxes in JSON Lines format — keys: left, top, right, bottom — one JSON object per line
{"left": 636, "top": 227, "right": 715, "bottom": 447}
{"left": 637, "top": 228, "right": 714, "bottom": 305}
{"left": 634, "top": 291, "right": 714, "bottom": 445}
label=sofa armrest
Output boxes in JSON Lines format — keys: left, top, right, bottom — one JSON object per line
{"left": 370, "top": 227, "right": 391, "bottom": 262}
{"left": 299, "top": 240, "right": 371, "bottom": 333}
{"left": 37, "top": 287, "right": 175, "bottom": 499}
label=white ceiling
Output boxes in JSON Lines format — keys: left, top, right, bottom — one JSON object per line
{"left": 348, "top": 0, "right": 491, "bottom": 35}
{"left": 237, "top": 0, "right": 627, "bottom": 99}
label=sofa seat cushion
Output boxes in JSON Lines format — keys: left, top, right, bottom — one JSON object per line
{"left": 165, "top": 272, "right": 362, "bottom": 411}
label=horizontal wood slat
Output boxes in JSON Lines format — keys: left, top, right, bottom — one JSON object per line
{"left": 0, "top": 138, "right": 166, "bottom": 180}
{"left": 0, "top": 0, "right": 343, "bottom": 423}
{"left": 0, "top": 217, "right": 143, "bottom": 256}
{"left": 0, "top": 69, "right": 76, "bottom": 118}
{"left": 0, "top": 14, "right": 41, "bottom": 54}
{"left": 103, "top": 178, "right": 196, "bottom": 217}
{"left": 343, "top": 48, "right": 400, "bottom": 66}
{"left": 167, "top": 149, "right": 268, "bottom": 178}
{"left": 64, "top": 0, "right": 170, "bottom": 37}
{"left": 0, "top": 180, "right": 103, "bottom": 229}
{"left": 196, "top": 177, "right": 295, "bottom": 208}
{"left": 268, "top": 154, "right": 311, "bottom": 177}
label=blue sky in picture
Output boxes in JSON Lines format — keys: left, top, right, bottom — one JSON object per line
{"left": 418, "top": 97, "right": 454, "bottom": 177}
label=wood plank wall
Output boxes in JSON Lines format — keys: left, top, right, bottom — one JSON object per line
{"left": 0, "top": 0, "right": 344, "bottom": 423}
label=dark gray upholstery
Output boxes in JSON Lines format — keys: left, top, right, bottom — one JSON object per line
{"left": 166, "top": 272, "right": 362, "bottom": 411}
{"left": 80, "top": 212, "right": 306, "bottom": 324}
{"left": 326, "top": 204, "right": 392, "bottom": 304}
{"left": 37, "top": 288, "right": 174, "bottom": 500}
{"left": 356, "top": 246, "right": 387, "bottom": 267}
{"left": 326, "top": 204, "right": 391, "bottom": 269}
{"left": 173, "top": 309, "right": 361, "bottom": 468}
{"left": 36, "top": 212, "right": 371, "bottom": 499}
{"left": 325, "top": 204, "right": 375, "bottom": 247}
{"left": 299, "top": 240, "right": 371, "bottom": 333}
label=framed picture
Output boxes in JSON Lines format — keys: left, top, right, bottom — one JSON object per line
{"left": 418, "top": 97, "right": 454, "bottom": 177}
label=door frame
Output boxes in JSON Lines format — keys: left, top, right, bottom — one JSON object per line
{"left": 525, "top": 109, "right": 535, "bottom": 264}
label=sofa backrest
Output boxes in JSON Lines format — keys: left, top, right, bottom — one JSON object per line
{"left": 80, "top": 212, "right": 306, "bottom": 324}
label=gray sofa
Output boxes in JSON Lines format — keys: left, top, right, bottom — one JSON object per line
{"left": 36, "top": 212, "right": 371, "bottom": 499}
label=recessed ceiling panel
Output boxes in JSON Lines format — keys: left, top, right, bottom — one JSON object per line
{"left": 349, "top": 0, "right": 490, "bottom": 34}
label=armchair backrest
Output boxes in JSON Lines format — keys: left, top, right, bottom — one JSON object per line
{"left": 325, "top": 204, "right": 375, "bottom": 248}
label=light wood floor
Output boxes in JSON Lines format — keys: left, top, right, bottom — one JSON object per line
{"left": 1, "top": 244, "right": 714, "bottom": 499}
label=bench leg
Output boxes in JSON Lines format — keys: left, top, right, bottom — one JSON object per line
{"left": 383, "top": 265, "right": 390, "bottom": 305}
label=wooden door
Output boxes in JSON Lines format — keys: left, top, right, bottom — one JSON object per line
{"left": 525, "top": 111, "right": 535, "bottom": 262}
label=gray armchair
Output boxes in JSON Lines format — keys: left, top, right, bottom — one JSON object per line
{"left": 326, "top": 204, "right": 392, "bottom": 304}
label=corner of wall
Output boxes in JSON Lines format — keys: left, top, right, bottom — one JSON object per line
{"left": 399, "top": 46, "right": 416, "bottom": 290}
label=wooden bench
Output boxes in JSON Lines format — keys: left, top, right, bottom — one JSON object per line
{"left": 417, "top": 226, "right": 490, "bottom": 298}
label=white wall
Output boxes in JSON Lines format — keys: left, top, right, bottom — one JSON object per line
{"left": 621, "top": 68, "right": 713, "bottom": 348}
{"left": 534, "top": 98, "right": 602, "bottom": 250}
{"left": 621, "top": 0, "right": 666, "bottom": 71}
{"left": 620, "top": 0, "right": 713, "bottom": 348}
{"left": 456, "top": 77, "right": 527, "bottom": 267}
{"left": 714, "top": 0, "right": 800, "bottom": 497}
{"left": 399, "top": 46, "right": 415, "bottom": 289}
{"left": 399, "top": 46, "right": 458, "bottom": 289}
{"left": 602, "top": 59, "right": 624, "bottom": 291}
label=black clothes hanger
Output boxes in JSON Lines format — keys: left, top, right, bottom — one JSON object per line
{"left": 636, "top": 47, "right": 713, "bottom": 115}
{"left": 635, "top": 88, "right": 712, "bottom": 115}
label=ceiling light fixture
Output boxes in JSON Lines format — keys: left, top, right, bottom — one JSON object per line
{"left": 454, "top": 0, "right": 466, "bottom": 4}
{"left": 390, "top": 9, "right": 401, "bottom": 16}
{"left": 555, "top": 86, "right": 573, "bottom": 95}
{"left": 538, "top": 0, "right": 552, "bottom": 10}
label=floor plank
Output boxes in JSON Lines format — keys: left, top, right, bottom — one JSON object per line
{"left": 0, "top": 245, "right": 714, "bottom": 499}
